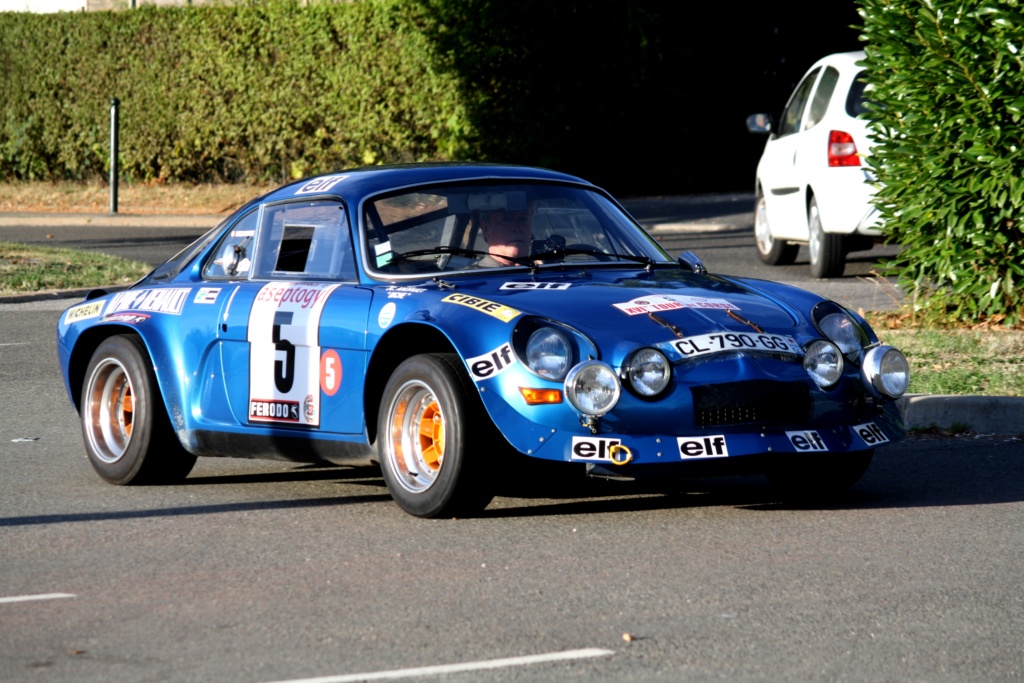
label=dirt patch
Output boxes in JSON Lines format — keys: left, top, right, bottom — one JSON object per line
{"left": 0, "top": 181, "right": 278, "bottom": 215}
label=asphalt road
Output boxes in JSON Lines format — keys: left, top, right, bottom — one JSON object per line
{"left": 3, "top": 290, "right": 1024, "bottom": 681}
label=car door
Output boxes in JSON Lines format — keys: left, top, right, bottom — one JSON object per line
{"left": 758, "top": 66, "right": 821, "bottom": 241}
{"left": 204, "top": 198, "right": 371, "bottom": 435}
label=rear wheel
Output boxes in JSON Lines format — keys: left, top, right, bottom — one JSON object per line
{"left": 81, "top": 335, "right": 196, "bottom": 485}
{"left": 754, "top": 191, "right": 798, "bottom": 265}
{"left": 808, "top": 197, "right": 846, "bottom": 278}
{"left": 378, "top": 353, "right": 495, "bottom": 518}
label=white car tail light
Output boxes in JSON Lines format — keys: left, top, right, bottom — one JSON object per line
{"left": 828, "top": 130, "right": 861, "bottom": 167}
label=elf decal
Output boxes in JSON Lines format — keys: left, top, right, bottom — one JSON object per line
{"left": 247, "top": 282, "right": 339, "bottom": 427}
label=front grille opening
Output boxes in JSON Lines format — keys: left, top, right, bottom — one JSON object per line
{"left": 692, "top": 380, "right": 811, "bottom": 428}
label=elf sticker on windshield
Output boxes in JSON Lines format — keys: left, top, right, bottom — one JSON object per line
{"left": 247, "top": 282, "right": 339, "bottom": 427}
{"left": 108, "top": 288, "right": 190, "bottom": 315}
{"left": 442, "top": 293, "right": 520, "bottom": 322}
{"left": 295, "top": 175, "right": 347, "bottom": 194}
{"left": 63, "top": 300, "right": 105, "bottom": 325}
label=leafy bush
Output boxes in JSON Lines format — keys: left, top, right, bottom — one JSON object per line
{"left": 859, "top": 0, "right": 1024, "bottom": 327}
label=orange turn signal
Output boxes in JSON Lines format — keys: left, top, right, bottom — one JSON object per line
{"left": 519, "top": 387, "right": 563, "bottom": 405}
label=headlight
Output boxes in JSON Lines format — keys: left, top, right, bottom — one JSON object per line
{"left": 803, "top": 340, "right": 844, "bottom": 388}
{"left": 818, "top": 313, "right": 864, "bottom": 355}
{"left": 565, "top": 361, "right": 621, "bottom": 416}
{"left": 623, "top": 348, "right": 671, "bottom": 397}
{"left": 525, "top": 327, "right": 572, "bottom": 380}
{"left": 862, "top": 345, "right": 910, "bottom": 399}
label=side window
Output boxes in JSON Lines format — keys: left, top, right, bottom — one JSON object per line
{"left": 204, "top": 209, "right": 259, "bottom": 279}
{"left": 252, "top": 200, "right": 355, "bottom": 280}
{"left": 805, "top": 66, "right": 839, "bottom": 130}
{"left": 777, "top": 67, "right": 820, "bottom": 137}
{"left": 846, "top": 70, "right": 869, "bottom": 117}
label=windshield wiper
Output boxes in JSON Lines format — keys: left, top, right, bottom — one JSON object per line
{"left": 528, "top": 244, "right": 657, "bottom": 270}
{"left": 390, "top": 246, "right": 534, "bottom": 267}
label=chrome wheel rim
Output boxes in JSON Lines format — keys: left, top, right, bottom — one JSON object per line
{"left": 754, "top": 195, "right": 774, "bottom": 256}
{"left": 808, "top": 202, "right": 821, "bottom": 267}
{"left": 84, "top": 358, "right": 135, "bottom": 464}
{"left": 385, "top": 380, "right": 445, "bottom": 494}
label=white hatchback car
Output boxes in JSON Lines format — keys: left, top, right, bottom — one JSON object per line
{"left": 747, "top": 51, "right": 879, "bottom": 278}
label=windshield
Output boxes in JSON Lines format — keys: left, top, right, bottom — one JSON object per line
{"left": 362, "top": 181, "right": 672, "bottom": 276}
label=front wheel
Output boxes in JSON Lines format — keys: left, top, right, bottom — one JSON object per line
{"left": 80, "top": 335, "right": 196, "bottom": 485}
{"left": 378, "top": 354, "right": 495, "bottom": 518}
{"left": 808, "top": 197, "right": 846, "bottom": 278}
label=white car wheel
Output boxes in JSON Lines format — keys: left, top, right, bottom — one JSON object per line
{"left": 754, "top": 191, "right": 798, "bottom": 265}
{"left": 808, "top": 197, "right": 846, "bottom": 278}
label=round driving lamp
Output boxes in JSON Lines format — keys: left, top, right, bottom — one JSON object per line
{"left": 623, "top": 348, "right": 671, "bottom": 397}
{"left": 862, "top": 345, "right": 910, "bottom": 399}
{"left": 803, "top": 340, "right": 844, "bottom": 388}
{"left": 564, "top": 361, "right": 621, "bottom": 416}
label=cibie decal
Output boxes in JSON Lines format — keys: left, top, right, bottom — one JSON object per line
{"left": 787, "top": 430, "right": 828, "bottom": 452}
{"left": 378, "top": 302, "right": 397, "bottom": 328}
{"left": 295, "top": 175, "right": 347, "bottom": 194}
{"left": 853, "top": 422, "right": 890, "bottom": 446}
{"left": 441, "top": 293, "right": 520, "bottom": 322}
{"left": 500, "top": 282, "right": 572, "bottom": 291}
{"left": 677, "top": 435, "right": 729, "bottom": 459}
{"left": 63, "top": 301, "right": 105, "bottom": 325}
{"left": 108, "top": 288, "right": 190, "bottom": 315}
{"left": 571, "top": 436, "right": 625, "bottom": 462}
{"left": 194, "top": 287, "right": 220, "bottom": 304}
{"left": 247, "top": 282, "right": 339, "bottom": 427}
{"left": 466, "top": 343, "right": 517, "bottom": 381}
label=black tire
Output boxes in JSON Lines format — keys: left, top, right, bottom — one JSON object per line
{"left": 764, "top": 450, "right": 874, "bottom": 498}
{"left": 808, "top": 197, "right": 846, "bottom": 278}
{"left": 754, "top": 191, "right": 798, "bottom": 265}
{"left": 377, "top": 353, "right": 495, "bottom": 518}
{"left": 80, "top": 335, "right": 197, "bottom": 485}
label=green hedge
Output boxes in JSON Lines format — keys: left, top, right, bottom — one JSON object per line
{"left": 0, "top": 1, "right": 467, "bottom": 184}
{"left": 0, "top": 1, "right": 861, "bottom": 193}
{"left": 859, "top": 0, "right": 1024, "bottom": 327}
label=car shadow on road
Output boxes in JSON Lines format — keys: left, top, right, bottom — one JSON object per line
{"left": 481, "top": 436, "right": 1024, "bottom": 517}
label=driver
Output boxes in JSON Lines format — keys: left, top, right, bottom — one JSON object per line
{"left": 478, "top": 209, "right": 532, "bottom": 266}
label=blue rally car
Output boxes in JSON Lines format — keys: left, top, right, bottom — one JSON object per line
{"left": 57, "top": 164, "right": 910, "bottom": 517}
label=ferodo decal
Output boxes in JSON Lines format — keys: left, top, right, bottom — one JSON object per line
{"left": 853, "top": 422, "right": 890, "bottom": 446}
{"left": 787, "top": 430, "right": 828, "bottom": 452}
{"left": 466, "top": 343, "right": 516, "bottom": 381}
{"left": 571, "top": 436, "right": 625, "bottom": 462}
{"left": 500, "top": 282, "right": 572, "bottom": 291}
{"left": 441, "top": 293, "right": 520, "bottom": 322}
{"left": 247, "top": 282, "right": 339, "bottom": 427}
{"left": 677, "top": 435, "right": 729, "bottom": 459}
{"left": 63, "top": 300, "right": 105, "bottom": 325}
{"left": 613, "top": 294, "right": 740, "bottom": 316}
{"left": 295, "top": 175, "right": 347, "bottom": 194}
{"left": 108, "top": 288, "right": 189, "bottom": 315}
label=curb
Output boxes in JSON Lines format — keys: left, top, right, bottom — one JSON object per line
{"left": 896, "top": 394, "right": 1024, "bottom": 437}
{"left": 0, "top": 212, "right": 223, "bottom": 229}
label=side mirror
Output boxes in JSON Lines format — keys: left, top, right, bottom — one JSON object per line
{"left": 678, "top": 251, "right": 707, "bottom": 275}
{"left": 746, "top": 113, "right": 773, "bottom": 134}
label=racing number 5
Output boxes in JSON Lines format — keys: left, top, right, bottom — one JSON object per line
{"left": 273, "top": 312, "right": 296, "bottom": 393}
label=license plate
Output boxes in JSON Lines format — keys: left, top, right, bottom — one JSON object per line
{"left": 667, "top": 332, "right": 803, "bottom": 359}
